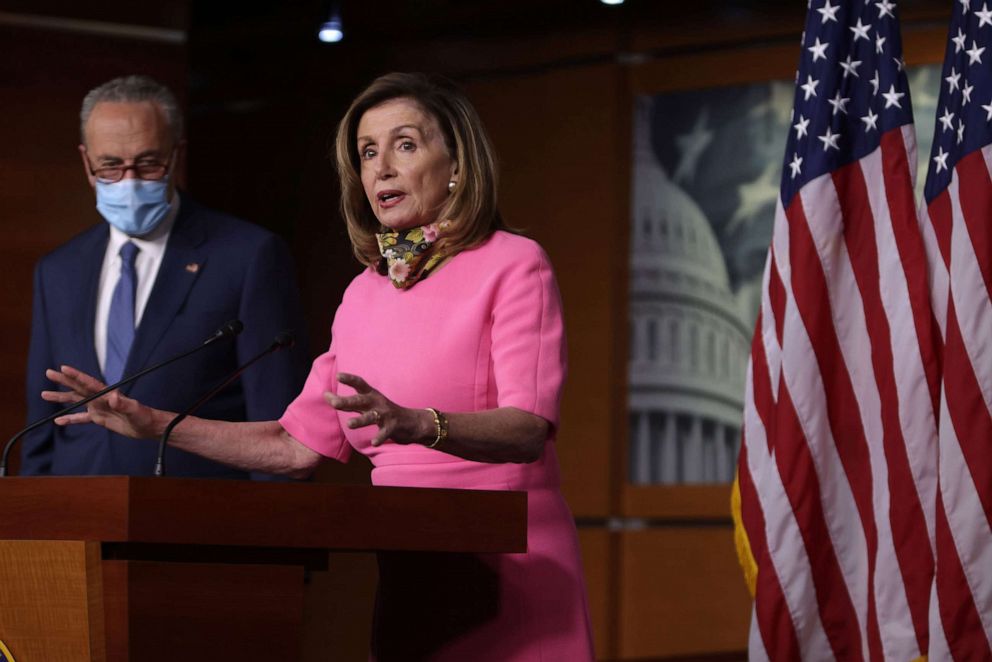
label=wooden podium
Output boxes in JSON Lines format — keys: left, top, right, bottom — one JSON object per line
{"left": 0, "top": 477, "right": 526, "bottom": 662}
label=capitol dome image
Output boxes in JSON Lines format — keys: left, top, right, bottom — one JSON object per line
{"left": 628, "top": 99, "right": 751, "bottom": 485}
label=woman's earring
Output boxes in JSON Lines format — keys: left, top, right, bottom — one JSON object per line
{"left": 448, "top": 180, "right": 456, "bottom": 193}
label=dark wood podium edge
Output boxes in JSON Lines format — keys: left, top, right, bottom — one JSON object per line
{"left": 84, "top": 541, "right": 107, "bottom": 662}
{"left": 0, "top": 476, "right": 528, "bottom": 554}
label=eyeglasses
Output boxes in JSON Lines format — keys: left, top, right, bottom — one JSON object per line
{"left": 87, "top": 152, "right": 174, "bottom": 183}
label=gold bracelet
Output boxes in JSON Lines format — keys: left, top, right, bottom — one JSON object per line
{"left": 424, "top": 407, "right": 448, "bottom": 449}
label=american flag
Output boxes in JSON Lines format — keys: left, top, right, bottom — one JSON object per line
{"left": 732, "top": 0, "right": 940, "bottom": 659}
{"left": 920, "top": 0, "right": 992, "bottom": 658}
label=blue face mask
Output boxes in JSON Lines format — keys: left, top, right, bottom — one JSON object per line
{"left": 95, "top": 178, "right": 173, "bottom": 237}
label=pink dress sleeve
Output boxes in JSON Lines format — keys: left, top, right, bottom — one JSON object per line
{"left": 491, "top": 242, "right": 567, "bottom": 430}
{"left": 278, "top": 341, "right": 352, "bottom": 462}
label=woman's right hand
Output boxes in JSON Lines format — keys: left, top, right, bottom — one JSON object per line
{"left": 42, "top": 365, "right": 168, "bottom": 440}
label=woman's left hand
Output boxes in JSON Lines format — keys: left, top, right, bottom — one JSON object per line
{"left": 324, "top": 373, "right": 433, "bottom": 447}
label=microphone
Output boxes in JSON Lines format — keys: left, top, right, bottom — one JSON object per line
{"left": 0, "top": 320, "right": 244, "bottom": 477}
{"left": 153, "top": 332, "right": 295, "bottom": 477}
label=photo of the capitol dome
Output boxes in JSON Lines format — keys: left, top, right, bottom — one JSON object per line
{"left": 628, "top": 96, "right": 758, "bottom": 485}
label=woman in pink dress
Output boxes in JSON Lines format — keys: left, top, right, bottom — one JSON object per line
{"left": 45, "top": 72, "right": 595, "bottom": 661}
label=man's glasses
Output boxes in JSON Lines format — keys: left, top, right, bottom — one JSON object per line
{"left": 87, "top": 152, "right": 174, "bottom": 183}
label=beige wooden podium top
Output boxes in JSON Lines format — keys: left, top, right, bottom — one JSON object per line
{"left": 0, "top": 476, "right": 527, "bottom": 553}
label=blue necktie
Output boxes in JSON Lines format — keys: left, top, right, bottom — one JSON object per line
{"left": 105, "top": 241, "right": 139, "bottom": 384}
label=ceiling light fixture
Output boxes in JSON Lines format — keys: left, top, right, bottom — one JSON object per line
{"left": 318, "top": 13, "right": 343, "bottom": 43}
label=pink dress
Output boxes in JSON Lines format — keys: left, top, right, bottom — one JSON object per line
{"left": 280, "top": 231, "right": 595, "bottom": 661}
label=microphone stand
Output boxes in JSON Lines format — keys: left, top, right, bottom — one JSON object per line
{"left": 153, "top": 333, "right": 294, "bottom": 477}
{"left": 0, "top": 320, "right": 244, "bottom": 477}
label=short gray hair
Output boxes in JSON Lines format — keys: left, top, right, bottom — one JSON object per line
{"left": 80, "top": 75, "right": 183, "bottom": 145}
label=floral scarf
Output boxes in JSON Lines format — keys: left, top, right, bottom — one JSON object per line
{"left": 375, "top": 222, "right": 447, "bottom": 289}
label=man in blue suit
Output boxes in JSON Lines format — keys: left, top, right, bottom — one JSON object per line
{"left": 21, "top": 75, "right": 309, "bottom": 477}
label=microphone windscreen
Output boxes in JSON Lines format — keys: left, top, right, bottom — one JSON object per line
{"left": 204, "top": 320, "right": 244, "bottom": 345}
{"left": 220, "top": 320, "right": 244, "bottom": 338}
{"left": 274, "top": 332, "right": 295, "bottom": 350}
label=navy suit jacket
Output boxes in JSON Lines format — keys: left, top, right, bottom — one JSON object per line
{"left": 21, "top": 194, "right": 309, "bottom": 477}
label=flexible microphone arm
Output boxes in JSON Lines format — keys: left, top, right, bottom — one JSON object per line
{"left": 0, "top": 320, "right": 244, "bottom": 477}
{"left": 153, "top": 332, "right": 295, "bottom": 477}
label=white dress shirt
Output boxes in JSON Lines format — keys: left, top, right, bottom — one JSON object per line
{"left": 94, "top": 194, "right": 180, "bottom": 374}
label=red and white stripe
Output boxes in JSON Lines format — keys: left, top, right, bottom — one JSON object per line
{"left": 923, "top": 144, "right": 992, "bottom": 659}
{"left": 739, "top": 125, "right": 939, "bottom": 660}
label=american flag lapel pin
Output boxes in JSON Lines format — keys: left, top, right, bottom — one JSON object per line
{"left": 185, "top": 263, "right": 200, "bottom": 274}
